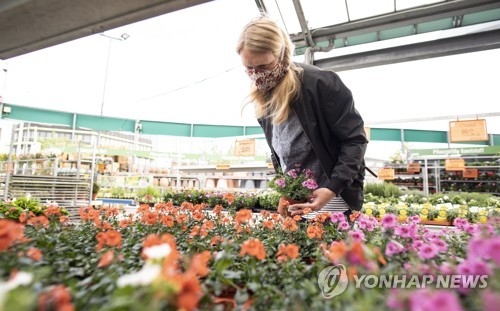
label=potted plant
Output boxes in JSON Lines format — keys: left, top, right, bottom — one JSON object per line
{"left": 269, "top": 166, "right": 318, "bottom": 217}
{"left": 136, "top": 186, "right": 161, "bottom": 207}
{"left": 92, "top": 182, "right": 100, "bottom": 200}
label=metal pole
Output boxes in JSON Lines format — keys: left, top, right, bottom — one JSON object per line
{"left": 423, "top": 158, "right": 429, "bottom": 197}
{"left": 4, "top": 124, "right": 16, "bottom": 200}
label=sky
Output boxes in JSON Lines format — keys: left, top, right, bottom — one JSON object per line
{"left": 0, "top": 0, "right": 499, "bottom": 159}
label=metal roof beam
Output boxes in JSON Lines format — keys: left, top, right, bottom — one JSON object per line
{"left": 290, "top": 0, "right": 500, "bottom": 46}
{"left": 0, "top": 0, "right": 213, "bottom": 59}
{"left": 313, "top": 28, "right": 500, "bottom": 72}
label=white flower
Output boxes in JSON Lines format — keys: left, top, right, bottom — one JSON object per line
{"left": 0, "top": 272, "right": 33, "bottom": 306}
{"left": 143, "top": 244, "right": 172, "bottom": 260}
{"left": 469, "top": 206, "right": 479, "bottom": 213}
{"left": 116, "top": 263, "right": 161, "bottom": 287}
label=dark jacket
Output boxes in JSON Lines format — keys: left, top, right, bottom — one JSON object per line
{"left": 258, "top": 63, "right": 368, "bottom": 210}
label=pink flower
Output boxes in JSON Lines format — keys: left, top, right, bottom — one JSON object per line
{"left": 412, "top": 240, "right": 424, "bottom": 251}
{"left": 418, "top": 244, "right": 439, "bottom": 260}
{"left": 385, "top": 241, "right": 405, "bottom": 257}
{"left": 330, "top": 212, "right": 345, "bottom": 223}
{"left": 468, "top": 258, "right": 492, "bottom": 276}
{"left": 482, "top": 290, "right": 500, "bottom": 311}
{"left": 301, "top": 178, "right": 318, "bottom": 190}
{"left": 382, "top": 214, "right": 398, "bottom": 229}
{"left": 432, "top": 239, "right": 448, "bottom": 253}
{"left": 287, "top": 169, "right": 298, "bottom": 178}
{"left": 486, "top": 237, "right": 500, "bottom": 265}
{"left": 275, "top": 178, "right": 286, "bottom": 188}
{"left": 456, "top": 261, "right": 472, "bottom": 275}
{"left": 439, "top": 262, "right": 455, "bottom": 275}
{"left": 453, "top": 218, "right": 468, "bottom": 229}
{"left": 387, "top": 289, "right": 405, "bottom": 310}
{"left": 348, "top": 229, "right": 365, "bottom": 242}
{"left": 408, "top": 215, "right": 421, "bottom": 224}
{"left": 410, "top": 289, "right": 464, "bottom": 311}
{"left": 395, "top": 224, "right": 417, "bottom": 239}
{"left": 338, "top": 221, "right": 350, "bottom": 230}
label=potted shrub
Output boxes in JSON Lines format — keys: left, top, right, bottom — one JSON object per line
{"left": 92, "top": 182, "right": 100, "bottom": 200}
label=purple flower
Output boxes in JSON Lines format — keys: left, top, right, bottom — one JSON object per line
{"left": 275, "top": 178, "right": 286, "bottom": 188}
{"left": 385, "top": 241, "right": 405, "bottom": 257}
{"left": 418, "top": 244, "right": 439, "bottom": 260}
{"left": 453, "top": 218, "right": 468, "bottom": 229}
{"left": 432, "top": 239, "right": 448, "bottom": 253}
{"left": 412, "top": 240, "right": 424, "bottom": 251}
{"left": 349, "top": 229, "right": 365, "bottom": 242}
{"left": 338, "top": 221, "right": 350, "bottom": 230}
{"left": 456, "top": 261, "right": 472, "bottom": 275}
{"left": 382, "top": 214, "right": 398, "bottom": 229}
{"left": 302, "top": 178, "right": 318, "bottom": 190}
{"left": 408, "top": 215, "right": 421, "bottom": 224}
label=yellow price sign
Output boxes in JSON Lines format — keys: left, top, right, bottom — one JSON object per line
{"left": 449, "top": 119, "right": 488, "bottom": 142}
{"left": 407, "top": 163, "right": 420, "bottom": 173}
{"left": 216, "top": 164, "right": 230, "bottom": 170}
{"left": 462, "top": 168, "right": 478, "bottom": 178}
{"left": 234, "top": 139, "right": 256, "bottom": 156}
{"left": 378, "top": 168, "right": 395, "bottom": 180}
{"left": 445, "top": 158, "right": 465, "bottom": 171}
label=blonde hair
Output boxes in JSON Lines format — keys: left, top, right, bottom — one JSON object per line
{"left": 236, "top": 17, "right": 302, "bottom": 125}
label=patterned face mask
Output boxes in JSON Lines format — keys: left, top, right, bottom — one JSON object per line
{"left": 245, "top": 61, "right": 288, "bottom": 92}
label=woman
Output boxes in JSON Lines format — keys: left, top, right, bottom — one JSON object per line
{"left": 236, "top": 17, "right": 368, "bottom": 220}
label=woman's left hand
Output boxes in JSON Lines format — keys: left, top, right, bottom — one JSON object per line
{"left": 288, "top": 188, "right": 336, "bottom": 216}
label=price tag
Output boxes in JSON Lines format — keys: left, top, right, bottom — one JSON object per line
{"left": 445, "top": 158, "right": 465, "bottom": 171}
{"left": 216, "top": 164, "right": 230, "bottom": 170}
{"left": 449, "top": 119, "right": 488, "bottom": 142}
{"left": 378, "top": 168, "right": 395, "bottom": 180}
{"left": 234, "top": 139, "right": 256, "bottom": 156}
{"left": 462, "top": 168, "right": 478, "bottom": 178}
{"left": 407, "top": 163, "right": 420, "bottom": 173}
{"left": 267, "top": 162, "right": 274, "bottom": 169}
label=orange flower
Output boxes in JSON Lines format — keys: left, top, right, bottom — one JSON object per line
{"left": 314, "top": 212, "right": 330, "bottom": 223}
{"left": 104, "top": 207, "right": 118, "bottom": 218}
{"left": 138, "top": 204, "right": 151, "bottom": 213}
{"left": 302, "top": 207, "right": 312, "bottom": 215}
{"left": 27, "top": 216, "right": 49, "bottom": 228}
{"left": 276, "top": 243, "right": 299, "bottom": 262}
{"left": 161, "top": 215, "right": 175, "bottom": 227}
{"left": 192, "top": 211, "right": 205, "bottom": 222}
{"left": 281, "top": 218, "right": 298, "bottom": 232}
{"left": 119, "top": 219, "right": 131, "bottom": 228}
{"left": 212, "top": 205, "right": 224, "bottom": 215}
{"left": 189, "top": 225, "right": 202, "bottom": 237}
{"left": 323, "top": 241, "right": 347, "bottom": 263}
{"left": 19, "top": 212, "right": 28, "bottom": 223}
{"left": 141, "top": 211, "right": 159, "bottom": 225}
{"left": 96, "top": 230, "right": 122, "bottom": 251}
{"left": 350, "top": 211, "right": 361, "bottom": 222}
{"left": 59, "top": 216, "right": 70, "bottom": 224}
{"left": 38, "top": 285, "right": 74, "bottom": 311}
{"left": 201, "top": 220, "right": 214, "bottom": 231}
{"left": 0, "top": 219, "right": 26, "bottom": 251}
{"left": 235, "top": 209, "right": 252, "bottom": 225}
{"left": 98, "top": 250, "right": 114, "bottom": 268}
{"left": 188, "top": 250, "right": 211, "bottom": 277}
{"left": 223, "top": 193, "right": 235, "bottom": 205}
{"left": 306, "top": 224, "right": 324, "bottom": 239}
{"left": 26, "top": 247, "right": 42, "bottom": 261}
{"left": 44, "top": 205, "right": 62, "bottom": 217}
{"left": 240, "top": 238, "right": 266, "bottom": 260}
{"left": 176, "top": 214, "right": 189, "bottom": 224}
{"left": 175, "top": 273, "right": 203, "bottom": 311}
{"left": 348, "top": 242, "right": 367, "bottom": 266}
{"left": 155, "top": 202, "right": 169, "bottom": 212}
{"left": 373, "top": 246, "right": 387, "bottom": 266}
{"left": 347, "top": 267, "right": 358, "bottom": 281}
{"left": 262, "top": 220, "right": 274, "bottom": 230}
{"left": 210, "top": 235, "right": 225, "bottom": 246}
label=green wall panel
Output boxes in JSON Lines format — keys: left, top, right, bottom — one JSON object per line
{"left": 379, "top": 25, "right": 414, "bottom": 40}
{"left": 76, "top": 115, "right": 136, "bottom": 132}
{"left": 417, "top": 18, "right": 453, "bottom": 34}
{"left": 347, "top": 32, "right": 378, "bottom": 46}
{"left": 193, "top": 124, "right": 244, "bottom": 138}
{"left": 462, "top": 8, "right": 500, "bottom": 26}
{"left": 371, "top": 128, "right": 400, "bottom": 141}
{"left": 245, "top": 126, "right": 263, "bottom": 135}
{"left": 3, "top": 104, "right": 73, "bottom": 126}
{"left": 404, "top": 129, "right": 447, "bottom": 143}
{"left": 141, "top": 121, "right": 191, "bottom": 136}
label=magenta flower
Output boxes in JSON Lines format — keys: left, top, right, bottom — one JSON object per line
{"left": 418, "top": 244, "right": 439, "bottom": 260}
{"left": 453, "top": 218, "right": 468, "bottom": 230}
{"left": 394, "top": 224, "right": 416, "bottom": 239}
{"left": 330, "top": 212, "right": 346, "bottom": 223}
{"left": 338, "top": 221, "right": 350, "bottom": 230}
{"left": 348, "top": 229, "right": 365, "bottom": 242}
{"left": 387, "top": 289, "right": 405, "bottom": 310}
{"left": 385, "top": 241, "right": 405, "bottom": 257}
{"left": 381, "top": 214, "right": 398, "bottom": 229}
{"left": 486, "top": 237, "right": 500, "bottom": 265}
{"left": 408, "top": 215, "right": 421, "bottom": 224}
{"left": 410, "top": 289, "right": 464, "bottom": 311}
{"left": 482, "top": 290, "right": 500, "bottom": 311}
{"left": 439, "top": 262, "right": 455, "bottom": 275}
{"left": 432, "top": 239, "right": 448, "bottom": 253}
{"left": 412, "top": 240, "right": 424, "bottom": 251}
